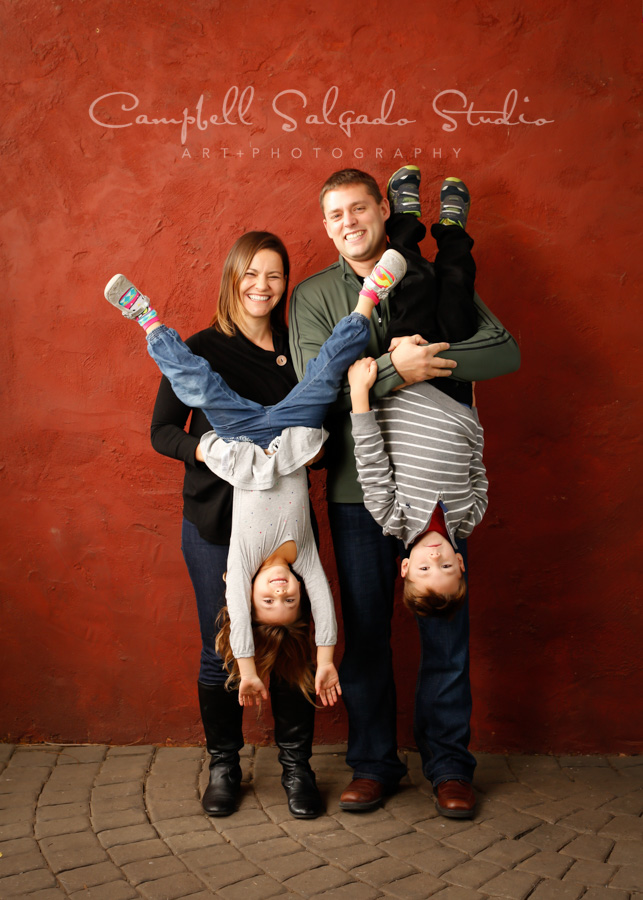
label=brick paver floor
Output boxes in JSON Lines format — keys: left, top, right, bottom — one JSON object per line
{"left": 0, "top": 744, "right": 641, "bottom": 899}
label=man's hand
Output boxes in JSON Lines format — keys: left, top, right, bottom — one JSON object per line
{"left": 389, "top": 336, "right": 456, "bottom": 385}
{"left": 348, "top": 357, "right": 378, "bottom": 392}
{"left": 315, "top": 663, "right": 342, "bottom": 707}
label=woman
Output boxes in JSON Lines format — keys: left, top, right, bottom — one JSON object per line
{"left": 150, "top": 232, "right": 322, "bottom": 820}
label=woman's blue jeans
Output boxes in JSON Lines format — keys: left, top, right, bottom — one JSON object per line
{"left": 146, "top": 313, "right": 370, "bottom": 449}
{"left": 328, "top": 502, "right": 476, "bottom": 788}
{"left": 180, "top": 518, "right": 229, "bottom": 685}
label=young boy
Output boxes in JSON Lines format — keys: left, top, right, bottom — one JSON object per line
{"left": 349, "top": 170, "right": 488, "bottom": 617}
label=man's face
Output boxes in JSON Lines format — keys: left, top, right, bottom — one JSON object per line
{"left": 322, "top": 184, "right": 390, "bottom": 277}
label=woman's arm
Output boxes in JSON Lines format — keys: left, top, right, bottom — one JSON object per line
{"left": 150, "top": 374, "right": 201, "bottom": 464}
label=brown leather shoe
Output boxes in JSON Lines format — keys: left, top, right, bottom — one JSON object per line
{"left": 435, "top": 779, "right": 476, "bottom": 818}
{"left": 339, "top": 777, "right": 385, "bottom": 812}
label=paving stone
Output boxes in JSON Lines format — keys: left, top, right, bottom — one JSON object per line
{"left": 598, "top": 813, "right": 643, "bottom": 840}
{"left": 10, "top": 750, "right": 60, "bottom": 768}
{"left": 0, "top": 768, "right": 51, "bottom": 791}
{"left": 349, "top": 820, "right": 414, "bottom": 845}
{"left": 0, "top": 867, "right": 56, "bottom": 895}
{"left": 409, "top": 846, "right": 467, "bottom": 877}
{"left": 562, "top": 859, "right": 617, "bottom": 886}
{"left": 91, "top": 807, "right": 149, "bottom": 831}
{"left": 137, "top": 872, "right": 213, "bottom": 899}
{"left": 261, "top": 849, "right": 325, "bottom": 880}
{"left": 56, "top": 861, "right": 124, "bottom": 892}
{"left": 39, "top": 831, "right": 108, "bottom": 873}
{"left": 68, "top": 881, "right": 139, "bottom": 899}
{"left": 483, "top": 784, "right": 544, "bottom": 809}
{"left": 90, "top": 795, "right": 144, "bottom": 814}
{"left": 221, "top": 822, "right": 284, "bottom": 846}
{"left": 38, "top": 788, "right": 91, "bottom": 806}
{"left": 219, "top": 874, "right": 287, "bottom": 899}
{"left": 304, "top": 830, "right": 363, "bottom": 853}
{"left": 153, "top": 815, "right": 212, "bottom": 837}
{"left": 122, "top": 854, "right": 188, "bottom": 884}
{"left": 601, "top": 790, "right": 643, "bottom": 816}
{"left": 279, "top": 816, "right": 338, "bottom": 839}
{"left": 242, "top": 835, "right": 301, "bottom": 861}
{"left": 24, "top": 890, "right": 68, "bottom": 899}
{"left": 517, "top": 850, "right": 574, "bottom": 879}
{"left": 35, "top": 815, "right": 91, "bottom": 838}
{"left": 559, "top": 757, "right": 610, "bottom": 769}
{"left": 0, "top": 792, "right": 40, "bottom": 809}
{"left": 146, "top": 798, "right": 203, "bottom": 820}
{"left": 106, "top": 746, "right": 156, "bottom": 757}
{"left": 0, "top": 848, "right": 47, "bottom": 876}
{"left": 582, "top": 890, "right": 630, "bottom": 900}
{"left": 91, "top": 782, "right": 141, "bottom": 801}
{"left": 97, "top": 822, "right": 157, "bottom": 848}
{"left": 526, "top": 799, "right": 584, "bottom": 824}
{"left": 481, "top": 870, "right": 540, "bottom": 899}
{"left": 37, "top": 803, "right": 88, "bottom": 822}
{"left": 378, "top": 832, "right": 440, "bottom": 859}
{"left": 608, "top": 838, "right": 643, "bottom": 865}
{"left": 321, "top": 841, "right": 385, "bottom": 870}
{"left": 558, "top": 810, "right": 614, "bottom": 833}
{"left": 165, "top": 829, "right": 224, "bottom": 853}
{"left": 520, "top": 824, "right": 577, "bottom": 852}
{"left": 0, "top": 820, "right": 32, "bottom": 841}
{"left": 476, "top": 838, "right": 536, "bottom": 867}
{"left": 196, "top": 859, "right": 262, "bottom": 890}
{"left": 312, "top": 883, "right": 383, "bottom": 900}
{"left": 382, "top": 872, "right": 445, "bottom": 899}
{"left": 559, "top": 835, "right": 614, "bottom": 861}
{"left": 108, "top": 838, "right": 172, "bottom": 865}
{"left": 416, "top": 818, "right": 475, "bottom": 840}
{"left": 0, "top": 745, "right": 15, "bottom": 763}
{"left": 0, "top": 836, "right": 38, "bottom": 856}
{"left": 528, "top": 881, "right": 584, "bottom": 900}
{"left": 444, "top": 859, "right": 503, "bottom": 889}
{"left": 610, "top": 865, "right": 643, "bottom": 892}
{"left": 284, "top": 864, "right": 351, "bottom": 895}
{"left": 429, "top": 887, "right": 485, "bottom": 900}
{"left": 443, "top": 825, "right": 501, "bottom": 855}
{"left": 58, "top": 746, "right": 108, "bottom": 765}
{"left": 0, "top": 805, "right": 36, "bottom": 825}
{"left": 352, "top": 856, "right": 419, "bottom": 886}
{"left": 180, "top": 844, "right": 245, "bottom": 870}
{"left": 481, "top": 811, "right": 542, "bottom": 839}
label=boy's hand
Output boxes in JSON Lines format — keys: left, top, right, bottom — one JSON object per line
{"left": 315, "top": 663, "right": 342, "bottom": 707}
{"left": 348, "top": 357, "right": 378, "bottom": 392}
{"left": 390, "top": 336, "right": 456, "bottom": 384}
{"left": 238, "top": 675, "right": 268, "bottom": 706}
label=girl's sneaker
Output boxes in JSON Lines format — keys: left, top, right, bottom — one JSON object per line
{"left": 362, "top": 248, "right": 407, "bottom": 304}
{"left": 104, "top": 274, "right": 158, "bottom": 329}
{"left": 439, "top": 178, "right": 470, "bottom": 229}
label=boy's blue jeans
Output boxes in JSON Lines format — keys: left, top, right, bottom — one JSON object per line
{"left": 146, "top": 312, "right": 371, "bottom": 449}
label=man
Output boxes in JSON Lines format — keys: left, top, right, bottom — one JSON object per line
{"left": 289, "top": 168, "right": 520, "bottom": 817}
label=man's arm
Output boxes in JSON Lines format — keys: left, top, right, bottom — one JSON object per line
{"left": 434, "top": 293, "right": 520, "bottom": 383}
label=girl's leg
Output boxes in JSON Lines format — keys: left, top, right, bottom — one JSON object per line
{"left": 267, "top": 311, "right": 371, "bottom": 432}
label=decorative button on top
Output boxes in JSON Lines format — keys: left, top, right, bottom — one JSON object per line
{"left": 276, "top": 355, "right": 288, "bottom": 367}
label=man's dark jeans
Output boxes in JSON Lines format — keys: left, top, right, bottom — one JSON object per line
{"left": 328, "top": 502, "right": 476, "bottom": 788}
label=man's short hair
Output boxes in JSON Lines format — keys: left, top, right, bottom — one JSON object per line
{"left": 319, "top": 169, "right": 383, "bottom": 212}
{"left": 402, "top": 577, "right": 468, "bottom": 619}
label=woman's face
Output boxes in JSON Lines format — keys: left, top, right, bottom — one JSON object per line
{"left": 237, "top": 249, "right": 286, "bottom": 325}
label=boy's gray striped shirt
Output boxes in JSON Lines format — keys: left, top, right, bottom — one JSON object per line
{"left": 350, "top": 381, "right": 488, "bottom": 548}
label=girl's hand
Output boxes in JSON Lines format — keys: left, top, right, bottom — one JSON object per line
{"left": 348, "top": 357, "right": 377, "bottom": 392}
{"left": 315, "top": 664, "right": 342, "bottom": 707}
{"left": 238, "top": 675, "right": 268, "bottom": 706}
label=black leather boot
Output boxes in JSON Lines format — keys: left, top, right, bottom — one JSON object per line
{"left": 198, "top": 682, "right": 243, "bottom": 817}
{"left": 271, "top": 679, "right": 323, "bottom": 819}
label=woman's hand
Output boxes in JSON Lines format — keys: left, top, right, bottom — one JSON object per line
{"left": 238, "top": 675, "right": 268, "bottom": 706}
{"left": 315, "top": 663, "right": 342, "bottom": 707}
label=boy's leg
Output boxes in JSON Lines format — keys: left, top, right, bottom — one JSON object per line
{"left": 431, "top": 178, "right": 477, "bottom": 343}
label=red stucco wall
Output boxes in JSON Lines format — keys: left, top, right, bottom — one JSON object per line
{"left": 2, "top": 0, "right": 641, "bottom": 752}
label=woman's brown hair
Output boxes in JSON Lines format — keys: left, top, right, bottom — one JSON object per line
{"left": 210, "top": 231, "right": 290, "bottom": 337}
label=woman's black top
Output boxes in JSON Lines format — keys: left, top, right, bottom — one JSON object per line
{"left": 150, "top": 325, "right": 297, "bottom": 544}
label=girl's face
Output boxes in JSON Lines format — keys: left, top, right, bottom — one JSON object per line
{"left": 238, "top": 249, "right": 286, "bottom": 327}
{"left": 251, "top": 563, "right": 301, "bottom": 626}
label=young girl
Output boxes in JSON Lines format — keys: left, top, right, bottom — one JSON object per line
{"left": 104, "top": 247, "right": 406, "bottom": 811}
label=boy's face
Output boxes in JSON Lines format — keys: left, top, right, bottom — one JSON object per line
{"left": 322, "top": 184, "right": 390, "bottom": 277}
{"left": 401, "top": 532, "right": 465, "bottom": 596}
{"left": 251, "top": 563, "right": 301, "bottom": 626}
